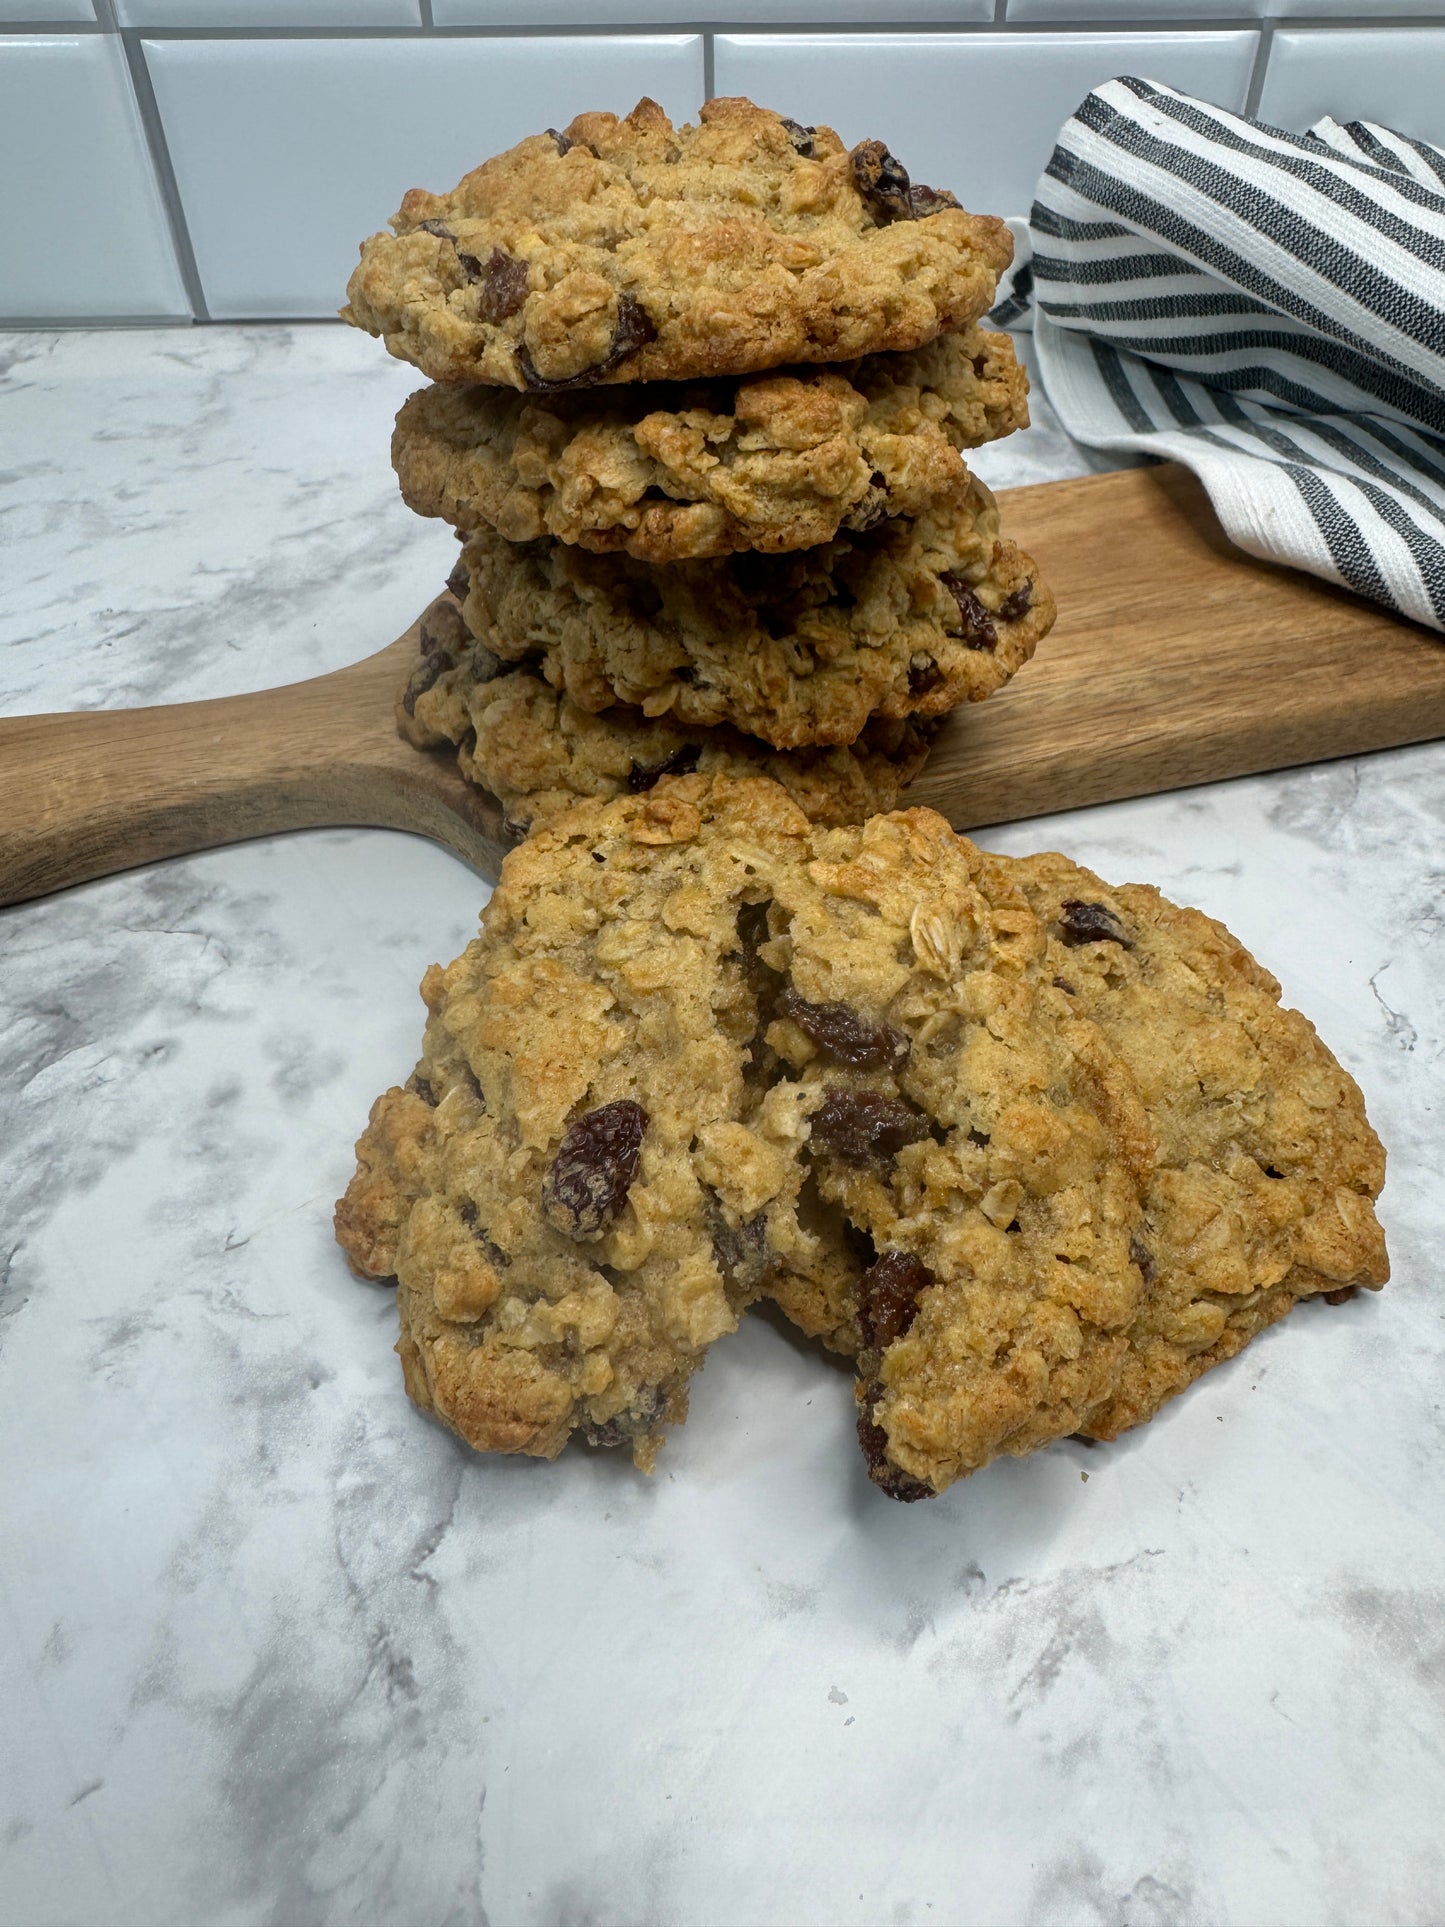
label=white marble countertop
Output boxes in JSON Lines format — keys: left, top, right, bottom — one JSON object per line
{"left": 2, "top": 326, "right": 1442, "bottom": 1927}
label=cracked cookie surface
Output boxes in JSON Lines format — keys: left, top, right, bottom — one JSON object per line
{"left": 334, "top": 780, "right": 1148, "bottom": 1483}
{"left": 400, "top": 594, "right": 934, "bottom": 833}
{"left": 391, "top": 327, "right": 1028, "bottom": 563}
{"left": 1014, "top": 854, "right": 1389, "bottom": 1439}
{"left": 762, "top": 847, "right": 1389, "bottom": 1477}
{"left": 748, "top": 813, "right": 1157, "bottom": 1497}
{"left": 337, "top": 782, "right": 1386, "bottom": 1494}
{"left": 342, "top": 95, "right": 1012, "bottom": 388}
{"left": 457, "top": 471, "right": 1054, "bottom": 749}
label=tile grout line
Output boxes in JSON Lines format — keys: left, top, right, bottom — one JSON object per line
{"left": 110, "top": 13, "right": 211, "bottom": 320}
{"left": 6, "top": 18, "right": 1445, "bottom": 39}
{"left": 1243, "top": 16, "right": 1276, "bottom": 119}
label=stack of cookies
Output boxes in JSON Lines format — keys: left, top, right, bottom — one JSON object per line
{"left": 343, "top": 95, "right": 1055, "bottom": 833}
{"left": 336, "top": 97, "right": 1388, "bottom": 1501}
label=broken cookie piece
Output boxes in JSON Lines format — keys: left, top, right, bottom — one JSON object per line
{"left": 335, "top": 776, "right": 829, "bottom": 1468}
{"left": 760, "top": 838, "right": 1389, "bottom": 1493}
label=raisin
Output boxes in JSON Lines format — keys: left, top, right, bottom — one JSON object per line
{"left": 1058, "top": 900, "right": 1132, "bottom": 949}
{"left": 735, "top": 899, "right": 782, "bottom": 1050}
{"left": 777, "top": 990, "right": 909, "bottom": 1072}
{"left": 626, "top": 742, "right": 700, "bottom": 793}
{"left": 583, "top": 1384, "right": 665, "bottom": 1448}
{"left": 517, "top": 294, "right": 658, "bottom": 392}
{"left": 998, "top": 582, "right": 1034, "bottom": 622}
{"left": 847, "top": 495, "right": 890, "bottom": 533}
{"left": 908, "top": 182, "right": 962, "bottom": 217}
{"left": 416, "top": 218, "right": 456, "bottom": 243}
{"left": 1129, "top": 1236, "right": 1155, "bottom": 1285}
{"left": 1323, "top": 1287, "right": 1356, "bottom": 1306}
{"left": 780, "top": 117, "right": 816, "bottom": 157}
{"left": 851, "top": 140, "right": 915, "bottom": 225}
{"left": 446, "top": 556, "right": 470, "bottom": 601}
{"left": 710, "top": 1205, "right": 771, "bottom": 1293}
{"left": 457, "top": 1198, "right": 509, "bottom": 1267}
{"left": 419, "top": 599, "right": 467, "bottom": 656}
{"left": 940, "top": 572, "right": 998, "bottom": 649}
{"left": 402, "top": 602, "right": 467, "bottom": 715}
{"left": 605, "top": 291, "right": 656, "bottom": 360}
{"left": 546, "top": 127, "right": 574, "bottom": 155}
{"left": 846, "top": 469, "right": 891, "bottom": 533}
{"left": 401, "top": 642, "right": 451, "bottom": 717}
{"left": 810, "top": 1087, "right": 928, "bottom": 1166}
{"left": 736, "top": 898, "right": 774, "bottom": 973}
{"left": 1052, "top": 976, "right": 1076, "bottom": 994}
{"left": 857, "top": 1386, "right": 934, "bottom": 1501}
{"left": 474, "top": 247, "right": 530, "bottom": 323}
{"left": 407, "top": 1075, "right": 438, "bottom": 1106}
{"left": 908, "top": 656, "right": 944, "bottom": 695}
{"left": 542, "top": 1100, "right": 648, "bottom": 1240}
{"left": 857, "top": 1250, "right": 934, "bottom": 1349}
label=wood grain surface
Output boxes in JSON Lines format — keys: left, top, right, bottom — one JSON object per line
{"left": 3, "top": 462, "right": 1444, "bottom": 910}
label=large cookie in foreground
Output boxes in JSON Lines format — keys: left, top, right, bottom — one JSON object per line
{"left": 750, "top": 812, "right": 1157, "bottom": 1498}
{"left": 1015, "top": 854, "right": 1389, "bottom": 1439}
{"left": 399, "top": 593, "right": 933, "bottom": 832}
{"left": 342, "top": 95, "right": 1012, "bottom": 389}
{"left": 391, "top": 328, "right": 1029, "bottom": 563}
{"left": 334, "top": 777, "right": 839, "bottom": 1469}
{"left": 761, "top": 848, "right": 1389, "bottom": 1478}
{"left": 457, "top": 473, "right": 1055, "bottom": 749}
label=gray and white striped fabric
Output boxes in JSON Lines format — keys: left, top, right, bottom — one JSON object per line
{"left": 991, "top": 78, "right": 1445, "bottom": 634}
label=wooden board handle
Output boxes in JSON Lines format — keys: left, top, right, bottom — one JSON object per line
{"left": 0, "top": 640, "right": 510, "bottom": 909}
{"left": 0, "top": 686, "right": 342, "bottom": 907}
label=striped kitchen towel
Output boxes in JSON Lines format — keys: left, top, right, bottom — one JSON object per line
{"left": 993, "top": 78, "right": 1445, "bottom": 634}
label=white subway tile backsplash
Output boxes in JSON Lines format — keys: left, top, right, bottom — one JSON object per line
{"left": 1009, "top": 0, "right": 1260, "bottom": 18}
{"left": 144, "top": 34, "right": 704, "bottom": 320}
{"left": 117, "top": 0, "right": 420, "bottom": 24}
{"left": 434, "top": 1, "right": 990, "bottom": 22}
{"left": 1257, "top": 29, "right": 1445, "bottom": 142}
{"left": 713, "top": 32, "right": 1258, "bottom": 220}
{"left": 1264, "top": 0, "right": 1445, "bottom": 14}
{"left": 0, "top": 35, "right": 188, "bottom": 319}
{"left": 0, "top": 0, "right": 93, "bottom": 19}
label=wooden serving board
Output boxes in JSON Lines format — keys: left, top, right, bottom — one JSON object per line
{"left": 3, "top": 462, "right": 1444, "bottom": 911}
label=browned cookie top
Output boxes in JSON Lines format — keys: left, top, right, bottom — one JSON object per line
{"left": 391, "top": 328, "right": 1029, "bottom": 563}
{"left": 343, "top": 96, "right": 1012, "bottom": 388}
